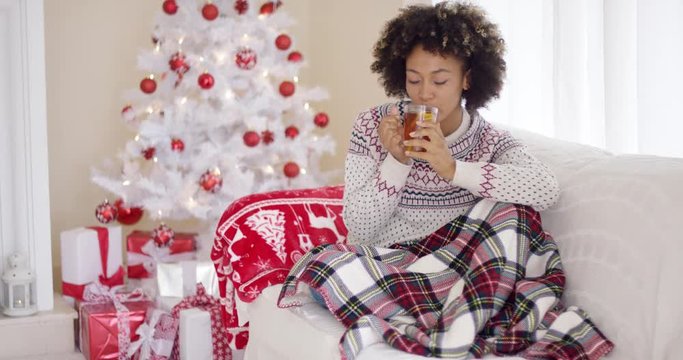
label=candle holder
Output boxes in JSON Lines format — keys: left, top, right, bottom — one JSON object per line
{"left": 1, "top": 253, "right": 37, "bottom": 317}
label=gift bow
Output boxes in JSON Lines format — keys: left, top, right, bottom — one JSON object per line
{"left": 127, "top": 309, "right": 174, "bottom": 359}
{"left": 82, "top": 281, "right": 146, "bottom": 360}
{"left": 128, "top": 239, "right": 196, "bottom": 275}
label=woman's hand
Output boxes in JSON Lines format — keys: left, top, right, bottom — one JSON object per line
{"left": 378, "top": 106, "right": 411, "bottom": 164}
{"left": 403, "top": 121, "right": 456, "bottom": 181}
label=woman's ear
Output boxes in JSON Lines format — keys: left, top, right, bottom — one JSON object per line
{"left": 463, "top": 70, "right": 471, "bottom": 91}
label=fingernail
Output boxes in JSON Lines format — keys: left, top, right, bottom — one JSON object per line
{"left": 409, "top": 132, "right": 416, "bottom": 137}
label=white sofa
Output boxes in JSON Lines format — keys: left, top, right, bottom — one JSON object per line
{"left": 240, "top": 128, "right": 683, "bottom": 360}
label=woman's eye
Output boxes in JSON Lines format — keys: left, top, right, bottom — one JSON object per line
{"left": 434, "top": 80, "right": 448, "bottom": 86}
{"left": 407, "top": 79, "right": 420, "bottom": 85}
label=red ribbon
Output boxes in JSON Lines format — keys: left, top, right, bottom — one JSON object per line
{"left": 62, "top": 226, "right": 125, "bottom": 300}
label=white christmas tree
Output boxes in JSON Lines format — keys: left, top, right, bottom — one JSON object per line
{"left": 92, "top": 0, "right": 335, "bottom": 230}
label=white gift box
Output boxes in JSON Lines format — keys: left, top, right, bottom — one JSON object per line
{"left": 60, "top": 226, "right": 123, "bottom": 302}
{"left": 179, "top": 308, "right": 213, "bottom": 360}
{"left": 179, "top": 308, "right": 244, "bottom": 360}
{"left": 157, "top": 260, "right": 219, "bottom": 298}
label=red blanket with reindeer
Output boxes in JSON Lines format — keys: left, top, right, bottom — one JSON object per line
{"left": 211, "top": 185, "right": 348, "bottom": 330}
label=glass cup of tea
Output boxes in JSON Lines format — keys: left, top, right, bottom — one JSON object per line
{"left": 403, "top": 103, "right": 439, "bottom": 152}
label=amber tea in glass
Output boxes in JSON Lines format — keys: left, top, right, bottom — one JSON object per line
{"left": 403, "top": 104, "right": 439, "bottom": 152}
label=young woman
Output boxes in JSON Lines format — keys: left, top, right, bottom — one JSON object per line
{"left": 279, "top": 3, "right": 613, "bottom": 359}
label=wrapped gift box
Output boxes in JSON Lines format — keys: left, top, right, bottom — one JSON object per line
{"left": 60, "top": 226, "right": 124, "bottom": 302}
{"left": 127, "top": 230, "right": 197, "bottom": 279}
{"left": 79, "top": 288, "right": 152, "bottom": 360}
{"left": 128, "top": 308, "right": 178, "bottom": 360}
{"left": 157, "top": 260, "right": 219, "bottom": 298}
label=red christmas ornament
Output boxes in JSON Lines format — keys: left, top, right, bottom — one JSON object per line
{"left": 261, "top": 130, "right": 274, "bottom": 145}
{"left": 279, "top": 81, "right": 295, "bottom": 97}
{"left": 121, "top": 105, "right": 135, "bottom": 123}
{"left": 198, "top": 73, "right": 215, "bottom": 89}
{"left": 169, "top": 52, "right": 190, "bottom": 74}
{"left": 142, "top": 147, "right": 156, "bottom": 160}
{"left": 259, "top": 1, "right": 282, "bottom": 15}
{"left": 234, "top": 0, "right": 248, "bottom": 14}
{"left": 243, "top": 131, "right": 260, "bottom": 147}
{"left": 275, "top": 34, "right": 292, "bottom": 50}
{"left": 287, "top": 51, "right": 303, "bottom": 62}
{"left": 199, "top": 169, "right": 223, "bottom": 193}
{"left": 171, "top": 138, "right": 185, "bottom": 152}
{"left": 95, "top": 200, "right": 118, "bottom": 224}
{"left": 162, "top": 0, "right": 178, "bottom": 15}
{"left": 202, "top": 3, "right": 219, "bottom": 20}
{"left": 140, "top": 77, "right": 157, "bottom": 94}
{"left": 114, "top": 198, "right": 143, "bottom": 225}
{"left": 314, "top": 112, "right": 330, "bottom": 128}
{"left": 152, "top": 223, "right": 175, "bottom": 247}
{"left": 284, "top": 125, "right": 299, "bottom": 139}
{"left": 283, "top": 162, "right": 300, "bottom": 178}
{"left": 235, "top": 47, "right": 257, "bottom": 70}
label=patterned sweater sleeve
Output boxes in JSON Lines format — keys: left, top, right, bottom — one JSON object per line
{"left": 342, "top": 106, "right": 412, "bottom": 243}
{"left": 452, "top": 126, "right": 560, "bottom": 211}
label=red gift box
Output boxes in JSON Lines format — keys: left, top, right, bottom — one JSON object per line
{"left": 79, "top": 285, "right": 152, "bottom": 360}
{"left": 127, "top": 230, "right": 197, "bottom": 279}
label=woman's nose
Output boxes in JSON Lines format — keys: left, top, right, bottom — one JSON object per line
{"left": 418, "top": 83, "right": 435, "bottom": 101}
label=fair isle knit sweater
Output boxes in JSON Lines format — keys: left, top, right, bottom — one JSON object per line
{"left": 342, "top": 101, "right": 560, "bottom": 247}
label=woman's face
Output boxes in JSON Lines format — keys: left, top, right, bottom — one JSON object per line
{"left": 405, "top": 44, "right": 469, "bottom": 124}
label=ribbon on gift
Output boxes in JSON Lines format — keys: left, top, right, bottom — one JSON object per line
{"left": 63, "top": 226, "right": 125, "bottom": 300}
{"left": 82, "top": 281, "right": 146, "bottom": 360}
{"left": 127, "top": 309, "right": 174, "bottom": 360}
{"left": 128, "top": 239, "right": 196, "bottom": 276}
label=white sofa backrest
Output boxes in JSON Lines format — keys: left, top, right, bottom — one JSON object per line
{"left": 511, "top": 127, "right": 683, "bottom": 360}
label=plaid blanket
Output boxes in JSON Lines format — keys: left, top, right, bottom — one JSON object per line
{"left": 278, "top": 200, "right": 614, "bottom": 359}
